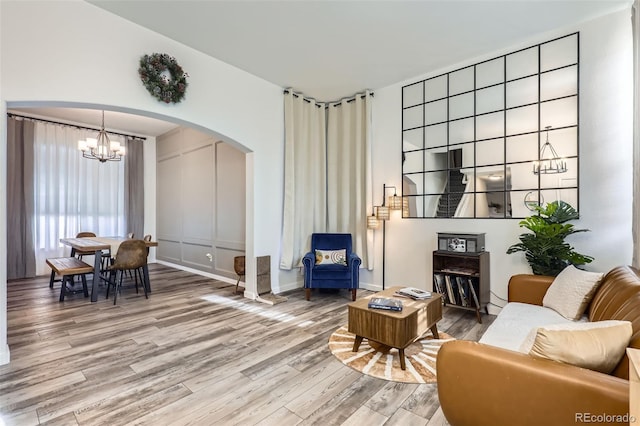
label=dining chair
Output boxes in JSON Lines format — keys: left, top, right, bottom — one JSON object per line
{"left": 72, "top": 231, "right": 112, "bottom": 279}
{"left": 106, "top": 239, "right": 148, "bottom": 305}
{"left": 74, "top": 231, "right": 97, "bottom": 260}
{"left": 135, "top": 234, "right": 153, "bottom": 285}
{"left": 125, "top": 234, "right": 150, "bottom": 285}
{"left": 127, "top": 232, "right": 135, "bottom": 239}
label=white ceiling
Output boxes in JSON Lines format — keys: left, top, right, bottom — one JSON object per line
{"left": 89, "top": 0, "right": 631, "bottom": 101}
{"left": 13, "top": 0, "right": 632, "bottom": 136}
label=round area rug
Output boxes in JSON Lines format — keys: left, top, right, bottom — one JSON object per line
{"left": 328, "top": 325, "right": 455, "bottom": 384}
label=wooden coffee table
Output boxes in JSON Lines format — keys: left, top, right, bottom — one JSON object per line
{"left": 348, "top": 286, "right": 443, "bottom": 370}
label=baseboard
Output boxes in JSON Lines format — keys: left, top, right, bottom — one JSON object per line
{"left": 155, "top": 260, "right": 236, "bottom": 285}
{"left": 156, "top": 260, "right": 259, "bottom": 300}
{"left": 271, "top": 280, "right": 303, "bottom": 294}
{"left": 359, "top": 282, "right": 383, "bottom": 292}
{"left": 154, "top": 262, "right": 384, "bottom": 298}
{"left": 271, "top": 280, "right": 383, "bottom": 295}
{"left": 0, "top": 344, "right": 10, "bottom": 365}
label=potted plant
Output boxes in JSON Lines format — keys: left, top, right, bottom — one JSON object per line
{"left": 506, "top": 201, "right": 593, "bottom": 276}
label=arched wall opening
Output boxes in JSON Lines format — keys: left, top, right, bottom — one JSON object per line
{"left": 6, "top": 100, "right": 254, "bottom": 282}
{"left": 1, "top": 100, "right": 260, "bottom": 364}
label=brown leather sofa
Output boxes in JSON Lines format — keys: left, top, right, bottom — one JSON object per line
{"left": 437, "top": 265, "right": 640, "bottom": 426}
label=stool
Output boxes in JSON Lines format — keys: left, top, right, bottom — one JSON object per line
{"left": 234, "top": 256, "right": 245, "bottom": 293}
{"left": 46, "top": 257, "right": 94, "bottom": 302}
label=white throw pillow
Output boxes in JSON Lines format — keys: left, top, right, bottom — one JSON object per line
{"left": 542, "top": 265, "right": 604, "bottom": 320}
{"left": 527, "top": 320, "right": 632, "bottom": 374}
{"left": 315, "top": 249, "right": 347, "bottom": 266}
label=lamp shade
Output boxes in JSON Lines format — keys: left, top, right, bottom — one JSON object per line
{"left": 367, "top": 214, "right": 379, "bottom": 229}
{"left": 376, "top": 206, "right": 390, "bottom": 220}
{"left": 388, "top": 195, "right": 403, "bottom": 210}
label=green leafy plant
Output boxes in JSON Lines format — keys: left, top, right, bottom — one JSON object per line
{"left": 506, "top": 201, "right": 593, "bottom": 276}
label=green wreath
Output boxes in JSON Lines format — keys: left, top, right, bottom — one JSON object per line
{"left": 138, "top": 53, "right": 188, "bottom": 104}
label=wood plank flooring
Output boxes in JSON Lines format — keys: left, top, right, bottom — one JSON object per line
{"left": 0, "top": 264, "right": 495, "bottom": 425}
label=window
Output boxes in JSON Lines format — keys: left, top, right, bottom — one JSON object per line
{"left": 33, "top": 121, "right": 125, "bottom": 274}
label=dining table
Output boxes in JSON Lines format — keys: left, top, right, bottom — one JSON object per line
{"left": 59, "top": 236, "right": 158, "bottom": 302}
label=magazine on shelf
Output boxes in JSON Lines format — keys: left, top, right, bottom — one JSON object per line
{"left": 456, "top": 276, "right": 469, "bottom": 307}
{"left": 368, "top": 297, "right": 403, "bottom": 311}
{"left": 444, "top": 275, "right": 456, "bottom": 304}
{"left": 467, "top": 277, "right": 480, "bottom": 309}
{"left": 433, "top": 273, "right": 445, "bottom": 297}
{"left": 438, "top": 274, "right": 451, "bottom": 304}
{"left": 395, "top": 287, "right": 432, "bottom": 300}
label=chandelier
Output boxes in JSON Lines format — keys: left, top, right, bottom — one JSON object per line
{"left": 78, "top": 111, "right": 125, "bottom": 162}
{"left": 533, "top": 126, "right": 567, "bottom": 175}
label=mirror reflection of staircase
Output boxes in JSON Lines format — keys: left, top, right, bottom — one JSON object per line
{"left": 437, "top": 169, "right": 465, "bottom": 217}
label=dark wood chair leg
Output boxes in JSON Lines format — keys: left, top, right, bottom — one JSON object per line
{"left": 113, "top": 271, "right": 122, "bottom": 305}
{"left": 352, "top": 289, "right": 357, "bottom": 301}
{"left": 305, "top": 288, "right": 311, "bottom": 301}
{"left": 134, "top": 268, "right": 140, "bottom": 294}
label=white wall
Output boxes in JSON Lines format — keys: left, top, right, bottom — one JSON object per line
{"left": 155, "top": 127, "right": 246, "bottom": 278}
{"left": 364, "top": 8, "right": 634, "bottom": 313}
{"left": 0, "top": 0, "right": 285, "bottom": 364}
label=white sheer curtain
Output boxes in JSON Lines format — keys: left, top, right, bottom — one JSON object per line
{"left": 33, "top": 121, "right": 126, "bottom": 275}
{"left": 633, "top": 0, "right": 640, "bottom": 267}
{"left": 280, "top": 92, "right": 327, "bottom": 269}
{"left": 327, "top": 91, "right": 373, "bottom": 268}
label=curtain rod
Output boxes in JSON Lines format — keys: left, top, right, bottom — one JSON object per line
{"left": 7, "top": 113, "right": 147, "bottom": 141}
{"left": 283, "top": 90, "right": 374, "bottom": 108}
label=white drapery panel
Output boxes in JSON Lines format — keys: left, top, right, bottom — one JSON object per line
{"left": 280, "top": 92, "right": 327, "bottom": 269}
{"left": 33, "top": 121, "right": 126, "bottom": 275}
{"left": 327, "top": 91, "right": 373, "bottom": 269}
{"left": 633, "top": 0, "right": 640, "bottom": 267}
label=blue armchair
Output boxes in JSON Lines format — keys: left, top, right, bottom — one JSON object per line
{"left": 302, "top": 233, "right": 361, "bottom": 301}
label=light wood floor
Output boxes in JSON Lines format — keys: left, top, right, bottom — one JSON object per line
{"left": 1, "top": 264, "right": 495, "bottom": 425}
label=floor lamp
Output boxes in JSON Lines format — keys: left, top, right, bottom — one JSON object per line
{"left": 368, "top": 184, "right": 402, "bottom": 289}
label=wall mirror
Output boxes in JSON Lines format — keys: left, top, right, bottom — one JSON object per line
{"left": 402, "top": 33, "right": 579, "bottom": 218}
